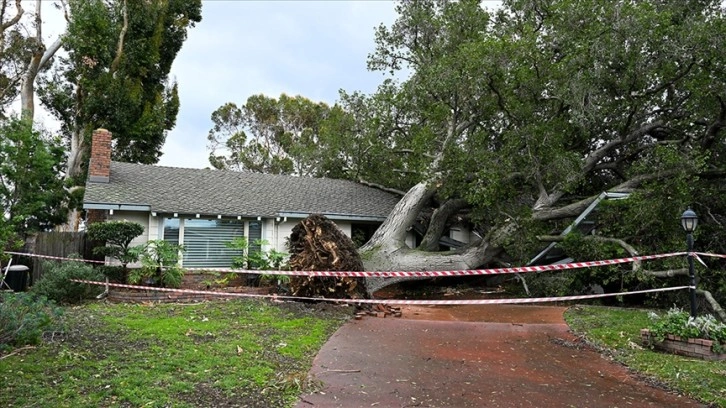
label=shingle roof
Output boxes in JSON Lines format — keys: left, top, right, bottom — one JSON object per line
{"left": 83, "top": 162, "right": 400, "bottom": 219}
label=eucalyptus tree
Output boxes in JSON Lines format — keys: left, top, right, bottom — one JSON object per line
{"left": 0, "top": 0, "right": 64, "bottom": 118}
{"left": 208, "top": 94, "right": 345, "bottom": 177}
{"left": 40, "top": 0, "right": 202, "bottom": 184}
{"left": 38, "top": 0, "right": 201, "bottom": 229}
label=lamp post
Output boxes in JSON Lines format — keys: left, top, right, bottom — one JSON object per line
{"left": 681, "top": 208, "right": 698, "bottom": 318}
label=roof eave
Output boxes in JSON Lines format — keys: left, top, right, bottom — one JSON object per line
{"left": 277, "top": 211, "right": 387, "bottom": 222}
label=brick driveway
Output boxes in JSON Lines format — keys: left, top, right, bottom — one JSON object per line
{"left": 296, "top": 305, "right": 703, "bottom": 408}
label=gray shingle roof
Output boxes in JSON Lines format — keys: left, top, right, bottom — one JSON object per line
{"left": 83, "top": 162, "right": 400, "bottom": 219}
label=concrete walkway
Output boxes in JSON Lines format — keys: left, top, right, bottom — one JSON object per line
{"left": 296, "top": 305, "right": 703, "bottom": 408}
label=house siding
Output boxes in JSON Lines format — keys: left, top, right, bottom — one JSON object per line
{"left": 108, "top": 210, "right": 150, "bottom": 248}
{"left": 148, "top": 214, "right": 161, "bottom": 241}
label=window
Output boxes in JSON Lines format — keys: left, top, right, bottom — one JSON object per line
{"left": 249, "top": 220, "right": 262, "bottom": 252}
{"left": 162, "top": 217, "right": 262, "bottom": 268}
{"left": 163, "top": 218, "right": 180, "bottom": 245}
{"left": 183, "top": 219, "right": 244, "bottom": 267}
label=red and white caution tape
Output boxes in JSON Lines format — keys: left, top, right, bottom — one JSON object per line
{"left": 9, "top": 250, "right": 726, "bottom": 278}
{"left": 184, "top": 252, "right": 687, "bottom": 277}
{"left": 695, "top": 252, "right": 726, "bottom": 260}
{"left": 70, "top": 279, "right": 691, "bottom": 306}
{"left": 4, "top": 251, "right": 107, "bottom": 264}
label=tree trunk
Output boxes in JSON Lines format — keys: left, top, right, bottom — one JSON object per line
{"left": 359, "top": 182, "right": 504, "bottom": 294}
{"left": 419, "top": 198, "right": 468, "bottom": 251}
{"left": 20, "top": 0, "right": 63, "bottom": 120}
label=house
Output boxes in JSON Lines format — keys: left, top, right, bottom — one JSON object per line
{"left": 82, "top": 129, "right": 401, "bottom": 268}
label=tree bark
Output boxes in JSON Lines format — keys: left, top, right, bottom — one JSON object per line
{"left": 360, "top": 182, "right": 505, "bottom": 293}
{"left": 20, "top": 0, "right": 63, "bottom": 120}
{"left": 419, "top": 198, "right": 468, "bottom": 251}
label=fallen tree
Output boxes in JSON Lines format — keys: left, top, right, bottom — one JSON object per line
{"left": 206, "top": 1, "right": 726, "bottom": 314}
{"left": 351, "top": 1, "right": 726, "bottom": 312}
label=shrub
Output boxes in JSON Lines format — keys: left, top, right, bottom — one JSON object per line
{"left": 95, "top": 265, "right": 126, "bottom": 283}
{"left": 30, "top": 260, "right": 104, "bottom": 304}
{"left": 87, "top": 221, "right": 144, "bottom": 269}
{"left": 0, "top": 292, "right": 62, "bottom": 351}
{"left": 129, "top": 240, "right": 185, "bottom": 288}
{"left": 226, "top": 238, "right": 289, "bottom": 287}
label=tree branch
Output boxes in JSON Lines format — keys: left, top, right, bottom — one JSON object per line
{"left": 697, "top": 289, "right": 726, "bottom": 322}
{"left": 701, "top": 96, "right": 725, "bottom": 150}
{"left": 582, "top": 121, "right": 664, "bottom": 174}
{"left": 532, "top": 170, "right": 680, "bottom": 221}
{"left": 419, "top": 199, "right": 468, "bottom": 251}
{"left": 110, "top": 0, "right": 128, "bottom": 74}
{"left": 357, "top": 179, "right": 406, "bottom": 196}
{"left": 0, "top": 0, "right": 23, "bottom": 31}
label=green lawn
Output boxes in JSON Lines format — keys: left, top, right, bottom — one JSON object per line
{"left": 565, "top": 305, "right": 726, "bottom": 407}
{"left": 0, "top": 300, "right": 351, "bottom": 408}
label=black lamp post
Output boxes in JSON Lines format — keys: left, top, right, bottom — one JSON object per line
{"left": 681, "top": 208, "right": 698, "bottom": 318}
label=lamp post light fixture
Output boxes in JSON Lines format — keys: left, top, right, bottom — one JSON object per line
{"left": 681, "top": 207, "right": 698, "bottom": 318}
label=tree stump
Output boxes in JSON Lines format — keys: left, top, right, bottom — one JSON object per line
{"left": 287, "top": 214, "right": 367, "bottom": 298}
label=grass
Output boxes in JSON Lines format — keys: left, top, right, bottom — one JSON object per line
{"left": 565, "top": 305, "right": 726, "bottom": 407}
{"left": 0, "top": 299, "right": 351, "bottom": 408}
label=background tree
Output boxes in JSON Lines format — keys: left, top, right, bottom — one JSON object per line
{"left": 0, "top": 0, "right": 64, "bottom": 119}
{"left": 39, "top": 0, "right": 201, "bottom": 228}
{"left": 0, "top": 0, "right": 30, "bottom": 115}
{"left": 0, "top": 117, "right": 66, "bottom": 239}
{"left": 208, "top": 94, "right": 337, "bottom": 176}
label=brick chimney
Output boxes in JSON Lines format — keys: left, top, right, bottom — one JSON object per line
{"left": 89, "top": 128, "right": 112, "bottom": 183}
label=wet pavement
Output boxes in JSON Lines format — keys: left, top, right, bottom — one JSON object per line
{"left": 296, "top": 305, "right": 703, "bottom": 408}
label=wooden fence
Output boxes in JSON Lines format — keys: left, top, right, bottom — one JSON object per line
{"left": 23, "top": 232, "right": 104, "bottom": 284}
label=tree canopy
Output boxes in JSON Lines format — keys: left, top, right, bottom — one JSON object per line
{"left": 208, "top": 94, "right": 334, "bottom": 176}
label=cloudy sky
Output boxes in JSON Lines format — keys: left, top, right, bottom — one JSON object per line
{"left": 36, "top": 1, "right": 501, "bottom": 169}
{"left": 160, "top": 1, "right": 402, "bottom": 169}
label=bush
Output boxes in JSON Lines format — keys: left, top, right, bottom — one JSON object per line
{"left": 30, "top": 260, "right": 104, "bottom": 304}
{"left": 95, "top": 265, "right": 126, "bottom": 283}
{"left": 87, "top": 221, "right": 144, "bottom": 272}
{"left": 129, "top": 240, "right": 185, "bottom": 288}
{"left": 0, "top": 292, "right": 62, "bottom": 351}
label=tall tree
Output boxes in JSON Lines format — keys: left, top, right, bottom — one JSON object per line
{"left": 39, "top": 0, "right": 201, "bottom": 229}
{"left": 208, "top": 94, "right": 337, "bottom": 176}
{"left": 40, "top": 0, "right": 201, "bottom": 183}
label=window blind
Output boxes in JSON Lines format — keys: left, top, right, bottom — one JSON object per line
{"left": 182, "top": 219, "right": 244, "bottom": 268}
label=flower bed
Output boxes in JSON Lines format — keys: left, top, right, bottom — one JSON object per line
{"left": 640, "top": 328, "right": 726, "bottom": 361}
{"left": 641, "top": 307, "right": 726, "bottom": 361}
